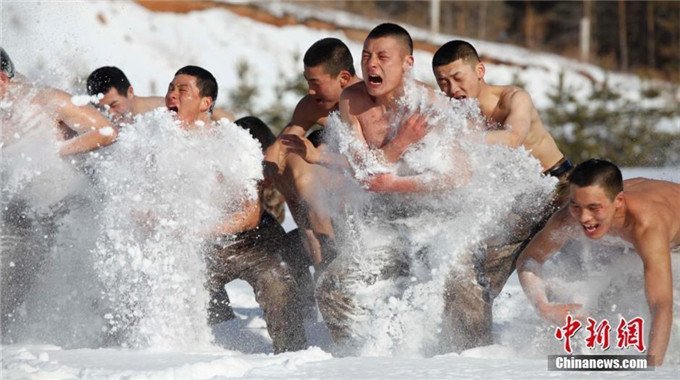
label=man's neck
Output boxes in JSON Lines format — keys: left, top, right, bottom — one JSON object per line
{"left": 476, "top": 83, "right": 499, "bottom": 118}
{"left": 375, "top": 82, "right": 405, "bottom": 110}
{"left": 609, "top": 201, "right": 630, "bottom": 239}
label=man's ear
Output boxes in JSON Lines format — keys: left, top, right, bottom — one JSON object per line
{"left": 127, "top": 86, "right": 134, "bottom": 98}
{"left": 614, "top": 191, "right": 625, "bottom": 208}
{"left": 200, "top": 96, "right": 214, "bottom": 113}
{"left": 476, "top": 62, "right": 485, "bottom": 81}
{"left": 404, "top": 55, "right": 414, "bottom": 70}
{"left": 0, "top": 72, "right": 9, "bottom": 97}
{"left": 338, "top": 70, "right": 352, "bottom": 87}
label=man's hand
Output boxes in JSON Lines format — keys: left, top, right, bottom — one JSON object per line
{"left": 363, "top": 173, "right": 396, "bottom": 193}
{"left": 280, "top": 134, "right": 320, "bottom": 165}
{"left": 384, "top": 113, "right": 429, "bottom": 163}
{"left": 397, "top": 113, "right": 429, "bottom": 144}
{"left": 538, "top": 302, "right": 585, "bottom": 326}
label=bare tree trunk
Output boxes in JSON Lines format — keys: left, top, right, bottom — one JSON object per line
{"left": 618, "top": 0, "right": 628, "bottom": 71}
{"left": 430, "top": 0, "right": 440, "bottom": 35}
{"left": 478, "top": 1, "right": 488, "bottom": 40}
{"left": 580, "top": 0, "right": 592, "bottom": 62}
{"left": 456, "top": 1, "right": 467, "bottom": 36}
{"left": 524, "top": 1, "right": 536, "bottom": 48}
{"left": 647, "top": 1, "right": 655, "bottom": 68}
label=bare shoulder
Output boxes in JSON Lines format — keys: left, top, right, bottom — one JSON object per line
{"left": 340, "top": 82, "right": 371, "bottom": 115}
{"left": 291, "top": 95, "right": 325, "bottom": 127}
{"left": 341, "top": 81, "right": 368, "bottom": 100}
{"left": 551, "top": 205, "right": 577, "bottom": 228}
{"left": 35, "top": 87, "right": 71, "bottom": 106}
{"left": 501, "top": 86, "right": 532, "bottom": 106}
{"left": 135, "top": 96, "right": 165, "bottom": 114}
{"left": 625, "top": 178, "right": 680, "bottom": 245}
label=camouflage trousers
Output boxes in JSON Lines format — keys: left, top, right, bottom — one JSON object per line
{"left": 205, "top": 212, "right": 306, "bottom": 353}
{"left": 441, "top": 162, "right": 573, "bottom": 352}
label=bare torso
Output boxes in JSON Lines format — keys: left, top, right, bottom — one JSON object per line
{"left": 481, "top": 85, "right": 564, "bottom": 170}
{"left": 617, "top": 178, "right": 680, "bottom": 248}
{"left": 344, "top": 82, "right": 392, "bottom": 149}
{"left": 2, "top": 81, "right": 71, "bottom": 148}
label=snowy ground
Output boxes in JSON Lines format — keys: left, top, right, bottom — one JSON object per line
{"left": 2, "top": 170, "right": 678, "bottom": 379}
{"left": 1, "top": 1, "right": 679, "bottom": 379}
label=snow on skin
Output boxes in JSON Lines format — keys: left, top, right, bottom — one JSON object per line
{"left": 92, "top": 109, "right": 262, "bottom": 349}
{"left": 321, "top": 75, "right": 556, "bottom": 355}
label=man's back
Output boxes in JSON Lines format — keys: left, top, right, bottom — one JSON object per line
{"left": 623, "top": 178, "right": 680, "bottom": 247}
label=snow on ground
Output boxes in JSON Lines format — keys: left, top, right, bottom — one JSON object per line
{"left": 1, "top": 1, "right": 679, "bottom": 379}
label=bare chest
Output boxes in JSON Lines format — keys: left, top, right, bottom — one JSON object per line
{"left": 356, "top": 108, "right": 390, "bottom": 148}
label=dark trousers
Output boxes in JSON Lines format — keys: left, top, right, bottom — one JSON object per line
{"left": 205, "top": 212, "right": 306, "bottom": 353}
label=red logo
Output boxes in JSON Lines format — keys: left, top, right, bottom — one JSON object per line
{"left": 616, "top": 317, "right": 645, "bottom": 352}
{"left": 585, "top": 317, "right": 611, "bottom": 350}
{"left": 555, "top": 315, "right": 645, "bottom": 353}
{"left": 555, "top": 315, "right": 582, "bottom": 354}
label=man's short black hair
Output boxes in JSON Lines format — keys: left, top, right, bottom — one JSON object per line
{"left": 366, "top": 23, "right": 413, "bottom": 55}
{"left": 1, "top": 47, "right": 16, "bottom": 79}
{"left": 303, "top": 38, "right": 356, "bottom": 77}
{"left": 234, "top": 116, "right": 275, "bottom": 152}
{"left": 432, "top": 40, "right": 480, "bottom": 68}
{"left": 569, "top": 159, "right": 623, "bottom": 200}
{"left": 175, "top": 65, "right": 218, "bottom": 112}
{"left": 87, "top": 66, "right": 131, "bottom": 96}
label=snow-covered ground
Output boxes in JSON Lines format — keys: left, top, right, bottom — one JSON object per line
{"left": 1, "top": 1, "right": 679, "bottom": 378}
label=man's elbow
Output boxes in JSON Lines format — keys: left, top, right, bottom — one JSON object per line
{"left": 505, "top": 133, "right": 525, "bottom": 148}
{"left": 97, "top": 125, "right": 119, "bottom": 146}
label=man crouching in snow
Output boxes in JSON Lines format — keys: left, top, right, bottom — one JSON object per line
{"left": 517, "top": 159, "right": 680, "bottom": 366}
{"left": 164, "top": 65, "right": 306, "bottom": 353}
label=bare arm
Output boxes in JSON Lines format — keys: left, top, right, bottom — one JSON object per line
{"left": 46, "top": 89, "right": 118, "bottom": 156}
{"left": 485, "top": 90, "right": 532, "bottom": 148}
{"left": 211, "top": 198, "right": 261, "bottom": 236}
{"left": 634, "top": 228, "right": 673, "bottom": 366}
{"left": 517, "top": 208, "right": 583, "bottom": 324}
{"left": 263, "top": 96, "right": 320, "bottom": 177}
{"left": 382, "top": 113, "right": 429, "bottom": 163}
{"left": 211, "top": 107, "right": 235, "bottom": 122}
{"left": 364, "top": 144, "right": 471, "bottom": 193}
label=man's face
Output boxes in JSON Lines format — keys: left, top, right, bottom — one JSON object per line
{"left": 304, "top": 65, "right": 343, "bottom": 111}
{"left": 165, "top": 74, "right": 209, "bottom": 124}
{"left": 98, "top": 87, "right": 133, "bottom": 119}
{"left": 568, "top": 184, "right": 623, "bottom": 239}
{"left": 361, "top": 36, "right": 413, "bottom": 98}
{"left": 433, "top": 58, "right": 484, "bottom": 100}
{"left": 0, "top": 72, "right": 10, "bottom": 98}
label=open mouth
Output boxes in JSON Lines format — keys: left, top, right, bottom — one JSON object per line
{"left": 453, "top": 93, "right": 466, "bottom": 100}
{"left": 582, "top": 223, "right": 599, "bottom": 234}
{"left": 368, "top": 74, "right": 383, "bottom": 85}
{"left": 168, "top": 106, "right": 178, "bottom": 113}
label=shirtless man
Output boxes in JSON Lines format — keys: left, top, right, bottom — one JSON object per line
{"left": 517, "top": 159, "right": 679, "bottom": 366}
{"left": 293, "top": 23, "right": 468, "bottom": 351}
{"left": 266, "top": 38, "right": 361, "bottom": 270}
{"left": 1, "top": 48, "right": 117, "bottom": 341}
{"left": 86, "top": 66, "right": 234, "bottom": 125}
{"left": 1, "top": 49, "right": 117, "bottom": 155}
{"left": 431, "top": 40, "right": 574, "bottom": 351}
{"left": 164, "top": 66, "right": 306, "bottom": 352}
{"left": 432, "top": 40, "right": 566, "bottom": 173}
